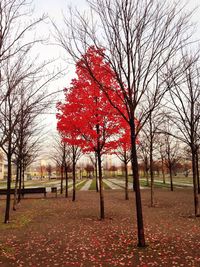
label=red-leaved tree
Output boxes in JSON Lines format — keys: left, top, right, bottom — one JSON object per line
{"left": 57, "top": 47, "right": 123, "bottom": 218}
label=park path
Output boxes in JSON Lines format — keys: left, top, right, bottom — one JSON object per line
{"left": 80, "top": 179, "right": 93, "bottom": 191}
{"left": 109, "top": 178, "right": 133, "bottom": 189}
{"left": 103, "top": 179, "right": 122, "bottom": 189}
{"left": 69, "top": 180, "right": 87, "bottom": 191}
{"left": 107, "top": 178, "right": 146, "bottom": 190}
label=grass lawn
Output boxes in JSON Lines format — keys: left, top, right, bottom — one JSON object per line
{"left": 110, "top": 174, "right": 193, "bottom": 186}
{"left": 0, "top": 188, "right": 199, "bottom": 266}
{"left": 139, "top": 174, "right": 193, "bottom": 185}
{"left": 75, "top": 179, "right": 88, "bottom": 190}
{"left": 89, "top": 179, "right": 112, "bottom": 190}
{"left": 0, "top": 179, "right": 74, "bottom": 189}
{"left": 103, "top": 180, "right": 112, "bottom": 190}
{"left": 89, "top": 178, "right": 97, "bottom": 190}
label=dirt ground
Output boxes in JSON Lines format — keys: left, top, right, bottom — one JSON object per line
{"left": 0, "top": 188, "right": 200, "bottom": 267}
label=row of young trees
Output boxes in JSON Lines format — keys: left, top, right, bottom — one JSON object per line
{"left": 55, "top": 0, "right": 200, "bottom": 247}
{"left": 0, "top": 0, "right": 59, "bottom": 223}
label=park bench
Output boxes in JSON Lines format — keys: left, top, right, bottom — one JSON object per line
{"left": 21, "top": 187, "right": 46, "bottom": 197}
{"left": 0, "top": 189, "right": 15, "bottom": 195}
{"left": 0, "top": 187, "right": 46, "bottom": 197}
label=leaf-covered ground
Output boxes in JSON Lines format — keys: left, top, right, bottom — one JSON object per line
{"left": 0, "top": 188, "right": 200, "bottom": 266}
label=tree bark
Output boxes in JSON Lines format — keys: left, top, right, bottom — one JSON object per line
{"left": 4, "top": 145, "right": 12, "bottom": 223}
{"left": 97, "top": 149, "right": 104, "bottom": 219}
{"left": 161, "top": 156, "right": 166, "bottom": 184}
{"left": 149, "top": 114, "right": 154, "bottom": 207}
{"left": 130, "top": 119, "right": 146, "bottom": 247}
{"left": 125, "top": 161, "right": 129, "bottom": 200}
{"left": 17, "top": 161, "right": 22, "bottom": 203}
{"left": 196, "top": 151, "right": 200, "bottom": 194}
{"left": 72, "top": 158, "right": 76, "bottom": 202}
{"left": 167, "top": 143, "right": 173, "bottom": 191}
{"left": 169, "top": 162, "right": 173, "bottom": 192}
{"left": 13, "top": 166, "right": 19, "bottom": 211}
{"left": 65, "top": 164, "right": 68, "bottom": 198}
{"left": 60, "top": 166, "right": 63, "bottom": 194}
{"left": 22, "top": 165, "right": 25, "bottom": 191}
{"left": 95, "top": 154, "right": 99, "bottom": 192}
{"left": 145, "top": 157, "right": 149, "bottom": 186}
{"left": 150, "top": 148, "right": 154, "bottom": 207}
{"left": 192, "top": 149, "right": 199, "bottom": 216}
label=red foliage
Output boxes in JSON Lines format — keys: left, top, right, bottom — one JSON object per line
{"left": 57, "top": 46, "right": 124, "bottom": 154}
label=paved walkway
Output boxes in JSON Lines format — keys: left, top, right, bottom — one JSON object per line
{"left": 103, "top": 179, "right": 122, "bottom": 189}
{"left": 109, "top": 178, "right": 133, "bottom": 189}
{"left": 80, "top": 180, "right": 93, "bottom": 191}
{"left": 69, "top": 180, "right": 87, "bottom": 191}
{"left": 107, "top": 178, "right": 147, "bottom": 190}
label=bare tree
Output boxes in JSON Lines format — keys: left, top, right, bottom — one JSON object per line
{"left": 164, "top": 134, "right": 180, "bottom": 192}
{"left": 196, "top": 147, "right": 200, "bottom": 194}
{"left": 50, "top": 135, "right": 71, "bottom": 197}
{"left": 70, "top": 145, "right": 82, "bottom": 201}
{"left": 0, "top": 2, "right": 63, "bottom": 222}
{"left": 115, "top": 144, "right": 131, "bottom": 200}
{"left": 166, "top": 51, "right": 200, "bottom": 216}
{"left": 157, "top": 137, "right": 167, "bottom": 184}
{"left": 0, "top": 0, "right": 46, "bottom": 75}
{"left": 138, "top": 135, "right": 150, "bottom": 186}
{"left": 13, "top": 120, "right": 44, "bottom": 209}
{"left": 0, "top": 52, "right": 34, "bottom": 222}
{"left": 54, "top": 0, "right": 194, "bottom": 246}
{"left": 141, "top": 110, "right": 164, "bottom": 207}
{"left": 46, "top": 164, "right": 52, "bottom": 180}
{"left": 0, "top": 0, "right": 49, "bottom": 223}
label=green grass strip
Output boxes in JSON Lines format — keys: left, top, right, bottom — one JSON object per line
{"left": 76, "top": 180, "right": 88, "bottom": 190}
{"left": 103, "top": 181, "right": 112, "bottom": 190}
{"left": 89, "top": 179, "right": 97, "bottom": 190}
{"left": 105, "top": 179, "right": 125, "bottom": 189}
{"left": 88, "top": 179, "right": 112, "bottom": 190}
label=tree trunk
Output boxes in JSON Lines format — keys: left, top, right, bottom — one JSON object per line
{"left": 192, "top": 149, "right": 199, "bottom": 216}
{"left": 97, "top": 149, "right": 104, "bottom": 219}
{"left": 17, "top": 161, "right": 22, "bottom": 203}
{"left": 4, "top": 151, "right": 12, "bottom": 223}
{"left": 22, "top": 166, "right": 25, "bottom": 191}
{"left": 124, "top": 161, "right": 129, "bottom": 200}
{"left": 144, "top": 156, "right": 149, "bottom": 186}
{"left": 72, "top": 159, "right": 76, "bottom": 201}
{"left": 60, "top": 166, "right": 63, "bottom": 194}
{"left": 95, "top": 153, "right": 99, "bottom": 192}
{"left": 65, "top": 164, "right": 68, "bottom": 198}
{"left": 161, "top": 157, "right": 166, "bottom": 184}
{"left": 150, "top": 141, "right": 154, "bottom": 207}
{"left": 167, "top": 146, "right": 173, "bottom": 191}
{"left": 130, "top": 119, "right": 146, "bottom": 247}
{"left": 169, "top": 163, "right": 173, "bottom": 191}
{"left": 196, "top": 151, "right": 200, "bottom": 194}
{"left": 13, "top": 166, "right": 19, "bottom": 211}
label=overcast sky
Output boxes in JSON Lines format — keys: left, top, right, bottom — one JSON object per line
{"left": 30, "top": 0, "right": 200, "bottom": 162}
{"left": 32, "top": 0, "right": 199, "bottom": 92}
